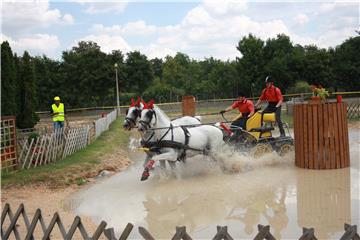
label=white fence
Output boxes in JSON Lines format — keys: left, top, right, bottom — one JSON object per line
{"left": 62, "top": 126, "right": 90, "bottom": 159}
{"left": 17, "top": 126, "right": 90, "bottom": 169}
{"left": 15, "top": 110, "right": 118, "bottom": 170}
{"left": 94, "top": 109, "right": 117, "bottom": 139}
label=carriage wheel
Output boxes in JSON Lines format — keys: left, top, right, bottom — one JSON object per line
{"left": 250, "top": 143, "right": 273, "bottom": 158}
{"left": 278, "top": 143, "right": 294, "bottom": 156}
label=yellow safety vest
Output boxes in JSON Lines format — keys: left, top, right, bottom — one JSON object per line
{"left": 52, "top": 103, "right": 65, "bottom": 122}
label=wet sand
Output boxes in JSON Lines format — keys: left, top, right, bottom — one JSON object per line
{"left": 65, "top": 129, "right": 360, "bottom": 239}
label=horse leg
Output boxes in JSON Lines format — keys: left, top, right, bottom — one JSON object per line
{"left": 143, "top": 153, "right": 153, "bottom": 167}
{"left": 141, "top": 150, "right": 177, "bottom": 181}
{"left": 160, "top": 160, "right": 166, "bottom": 169}
{"left": 168, "top": 161, "right": 176, "bottom": 169}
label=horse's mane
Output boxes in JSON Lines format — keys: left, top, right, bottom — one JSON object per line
{"left": 154, "top": 105, "right": 170, "bottom": 122}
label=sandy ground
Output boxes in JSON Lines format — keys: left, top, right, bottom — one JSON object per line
{"left": 348, "top": 120, "right": 360, "bottom": 129}
{"left": 1, "top": 147, "right": 132, "bottom": 239}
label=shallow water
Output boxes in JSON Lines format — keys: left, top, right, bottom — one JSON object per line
{"left": 65, "top": 129, "right": 360, "bottom": 239}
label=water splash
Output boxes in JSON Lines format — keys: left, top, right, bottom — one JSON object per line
{"left": 129, "top": 137, "right": 141, "bottom": 151}
{"left": 212, "top": 144, "right": 294, "bottom": 173}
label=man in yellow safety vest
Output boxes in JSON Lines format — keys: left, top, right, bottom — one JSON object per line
{"left": 51, "top": 96, "right": 66, "bottom": 129}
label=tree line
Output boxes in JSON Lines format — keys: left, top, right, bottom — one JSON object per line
{"left": 1, "top": 33, "right": 359, "bottom": 128}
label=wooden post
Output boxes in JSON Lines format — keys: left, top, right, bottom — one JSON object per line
{"left": 182, "top": 96, "right": 196, "bottom": 117}
{"left": 293, "top": 102, "right": 350, "bottom": 169}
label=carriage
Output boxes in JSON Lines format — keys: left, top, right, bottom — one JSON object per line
{"left": 123, "top": 98, "right": 294, "bottom": 181}
{"left": 220, "top": 110, "right": 294, "bottom": 158}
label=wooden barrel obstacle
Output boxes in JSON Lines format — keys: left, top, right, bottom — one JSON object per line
{"left": 293, "top": 102, "right": 350, "bottom": 169}
{"left": 182, "top": 96, "right": 196, "bottom": 117}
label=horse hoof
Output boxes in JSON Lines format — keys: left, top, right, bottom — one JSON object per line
{"left": 141, "top": 175, "right": 149, "bottom": 181}
{"left": 141, "top": 171, "right": 150, "bottom": 181}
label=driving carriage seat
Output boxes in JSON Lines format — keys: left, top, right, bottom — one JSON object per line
{"left": 246, "top": 111, "right": 276, "bottom": 140}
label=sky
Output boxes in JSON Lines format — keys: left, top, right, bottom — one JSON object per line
{"left": 1, "top": 0, "right": 359, "bottom": 60}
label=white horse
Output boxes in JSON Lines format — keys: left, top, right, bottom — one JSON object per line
{"left": 138, "top": 100, "right": 224, "bottom": 181}
{"left": 122, "top": 98, "right": 202, "bottom": 168}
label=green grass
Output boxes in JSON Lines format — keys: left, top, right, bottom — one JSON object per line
{"left": 349, "top": 116, "right": 360, "bottom": 121}
{"left": 1, "top": 118, "right": 130, "bottom": 188}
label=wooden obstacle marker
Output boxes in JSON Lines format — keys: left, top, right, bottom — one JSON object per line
{"left": 293, "top": 102, "right": 350, "bottom": 169}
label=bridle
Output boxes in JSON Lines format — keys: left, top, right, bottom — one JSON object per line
{"left": 139, "top": 109, "right": 157, "bottom": 130}
{"left": 125, "top": 107, "right": 141, "bottom": 127}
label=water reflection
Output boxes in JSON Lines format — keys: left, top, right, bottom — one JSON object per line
{"left": 296, "top": 168, "right": 351, "bottom": 239}
{"left": 142, "top": 167, "right": 294, "bottom": 239}
{"left": 225, "top": 185, "right": 289, "bottom": 239}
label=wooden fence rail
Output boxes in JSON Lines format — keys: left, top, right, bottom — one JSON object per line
{"left": 1, "top": 203, "right": 133, "bottom": 240}
{"left": 347, "top": 101, "right": 360, "bottom": 119}
{"left": 1, "top": 116, "right": 17, "bottom": 172}
{"left": 2, "top": 203, "right": 359, "bottom": 240}
{"left": 17, "top": 126, "right": 90, "bottom": 169}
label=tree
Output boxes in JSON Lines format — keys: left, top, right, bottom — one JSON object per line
{"left": 124, "top": 51, "right": 154, "bottom": 94}
{"left": 332, "top": 36, "right": 360, "bottom": 91}
{"left": 1, "top": 41, "right": 17, "bottom": 116}
{"left": 33, "top": 56, "right": 63, "bottom": 110}
{"left": 263, "top": 34, "right": 297, "bottom": 91}
{"left": 150, "top": 58, "right": 163, "bottom": 79}
{"left": 17, "top": 51, "right": 39, "bottom": 128}
{"left": 236, "top": 34, "right": 265, "bottom": 95}
{"left": 303, "top": 45, "right": 333, "bottom": 89}
{"left": 61, "top": 41, "right": 113, "bottom": 107}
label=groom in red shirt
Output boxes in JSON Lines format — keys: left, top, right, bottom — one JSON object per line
{"left": 255, "top": 76, "right": 285, "bottom": 137}
{"left": 220, "top": 91, "right": 255, "bottom": 129}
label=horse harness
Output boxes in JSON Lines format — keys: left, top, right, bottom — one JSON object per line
{"left": 140, "top": 110, "right": 206, "bottom": 161}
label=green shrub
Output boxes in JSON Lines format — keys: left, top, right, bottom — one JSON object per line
{"left": 287, "top": 81, "right": 312, "bottom": 94}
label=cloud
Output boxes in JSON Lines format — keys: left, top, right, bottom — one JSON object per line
{"left": 136, "top": 44, "right": 176, "bottom": 59}
{"left": 293, "top": 14, "right": 310, "bottom": 26}
{"left": 80, "top": 2, "right": 128, "bottom": 14}
{"left": 90, "top": 21, "right": 157, "bottom": 36}
{"left": 88, "top": 1, "right": 289, "bottom": 60}
{"left": 2, "top": 34, "right": 60, "bottom": 58}
{"left": 62, "top": 14, "right": 75, "bottom": 25}
{"left": 318, "top": 3, "right": 336, "bottom": 13}
{"left": 2, "top": 1, "right": 74, "bottom": 37}
{"left": 202, "top": 0, "right": 248, "bottom": 16}
{"left": 182, "top": 6, "right": 213, "bottom": 26}
{"left": 316, "top": 27, "right": 357, "bottom": 48}
{"left": 72, "top": 34, "right": 132, "bottom": 53}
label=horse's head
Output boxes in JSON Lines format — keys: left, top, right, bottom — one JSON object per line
{"left": 138, "top": 100, "right": 156, "bottom": 133}
{"left": 123, "top": 97, "right": 142, "bottom": 130}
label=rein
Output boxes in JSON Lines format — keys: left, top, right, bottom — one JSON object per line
{"left": 143, "top": 121, "right": 233, "bottom": 131}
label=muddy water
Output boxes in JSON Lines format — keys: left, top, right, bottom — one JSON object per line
{"left": 66, "top": 130, "right": 359, "bottom": 239}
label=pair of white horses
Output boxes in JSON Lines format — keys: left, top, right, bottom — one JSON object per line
{"left": 123, "top": 98, "right": 224, "bottom": 181}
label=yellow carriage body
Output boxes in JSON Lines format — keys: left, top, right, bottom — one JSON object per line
{"left": 246, "top": 112, "right": 275, "bottom": 140}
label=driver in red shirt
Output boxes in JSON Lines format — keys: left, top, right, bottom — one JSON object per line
{"left": 220, "top": 91, "right": 254, "bottom": 129}
{"left": 255, "top": 76, "right": 285, "bottom": 137}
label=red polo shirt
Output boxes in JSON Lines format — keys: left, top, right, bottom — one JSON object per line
{"left": 231, "top": 99, "right": 254, "bottom": 114}
{"left": 259, "top": 85, "right": 283, "bottom": 102}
